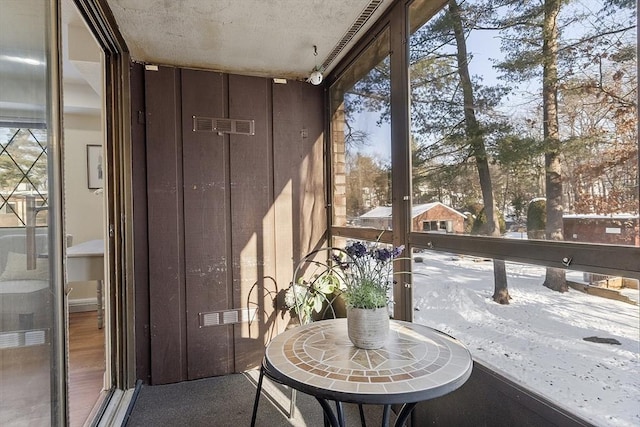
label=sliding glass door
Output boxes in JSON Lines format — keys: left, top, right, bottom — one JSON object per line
{"left": 0, "top": 1, "right": 65, "bottom": 425}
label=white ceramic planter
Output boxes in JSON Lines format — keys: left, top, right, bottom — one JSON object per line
{"left": 347, "top": 306, "right": 390, "bottom": 349}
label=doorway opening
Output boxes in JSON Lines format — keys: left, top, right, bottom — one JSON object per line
{"left": 0, "top": 1, "right": 116, "bottom": 424}
{"left": 61, "top": 0, "right": 109, "bottom": 425}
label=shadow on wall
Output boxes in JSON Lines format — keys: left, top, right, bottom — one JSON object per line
{"left": 138, "top": 65, "right": 326, "bottom": 384}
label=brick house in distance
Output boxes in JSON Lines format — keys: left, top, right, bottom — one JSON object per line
{"left": 564, "top": 214, "right": 640, "bottom": 246}
{"left": 358, "top": 202, "right": 466, "bottom": 232}
{"left": 564, "top": 214, "right": 640, "bottom": 290}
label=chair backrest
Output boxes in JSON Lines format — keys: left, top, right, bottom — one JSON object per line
{"left": 287, "top": 247, "right": 350, "bottom": 325}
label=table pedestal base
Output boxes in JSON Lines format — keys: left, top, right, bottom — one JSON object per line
{"left": 315, "top": 398, "right": 416, "bottom": 427}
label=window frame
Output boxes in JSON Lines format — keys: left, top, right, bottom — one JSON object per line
{"left": 326, "top": 0, "right": 640, "bottom": 322}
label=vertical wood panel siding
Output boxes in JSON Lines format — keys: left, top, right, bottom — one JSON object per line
{"left": 181, "top": 69, "right": 233, "bottom": 378}
{"left": 141, "top": 68, "right": 324, "bottom": 383}
{"left": 270, "top": 81, "right": 327, "bottom": 362}
{"left": 228, "top": 75, "right": 275, "bottom": 371}
{"left": 145, "top": 66, "right": 188, "bottom": 384}
{"left": 130, "top": 62, "right": 151, "bottom": 384}
{"left": 272, "top": 82, "right": 327, "bottom": 279}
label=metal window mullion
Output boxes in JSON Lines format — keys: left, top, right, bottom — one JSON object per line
{"left": 46, "top": 0, "right": 67, "bottom": 424}
{"left": 410, "top": 232, "right": 640, "bottom": 279}
{"left": 390, "top": 4, "right": 412, "bottom": 322}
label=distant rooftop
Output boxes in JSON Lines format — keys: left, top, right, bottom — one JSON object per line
{"left": 359, "top": 202, "right": 466, "bottom": 219}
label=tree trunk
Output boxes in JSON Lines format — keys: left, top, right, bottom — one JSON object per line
{"left": 542, "top": 0, "right": 568, "bottom": 292}
{"left": 492, "top": 259, "right": 510, "bottom": 304}
{"left": 449, "top": 0, "right": 510, "bottom": 303}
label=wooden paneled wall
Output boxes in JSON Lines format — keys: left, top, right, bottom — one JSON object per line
{"left": 135, "top": 64, "right": 325, "bottom": 384}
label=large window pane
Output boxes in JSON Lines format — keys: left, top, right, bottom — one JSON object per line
{"left": 408, "top": 0, "right": 638, "bottom": 247}
{"left": 408, "top": 1, "right": 639, "bottom": 425}
{"left": 0, "top": 1, "right": 56, "bottom": 425}
{"left": 331, "top": 29, "right": 392, "bottom": 229}
{"left": 411, "top": 249, "right": 639, "bottom": 426}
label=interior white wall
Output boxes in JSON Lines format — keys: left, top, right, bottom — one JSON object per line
{"left": 63, "top": 113, "right": 104, "bottom": 303}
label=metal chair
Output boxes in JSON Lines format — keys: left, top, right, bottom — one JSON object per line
{"left": 250, "top": 247, "right": 370, "bottom": 426}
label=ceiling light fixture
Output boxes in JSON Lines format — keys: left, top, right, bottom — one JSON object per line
{"left": 307, "top": 45, "right": 323, "bottom": 86}
{"left": 307, "top": 69, "right": 323, "bottom": 85}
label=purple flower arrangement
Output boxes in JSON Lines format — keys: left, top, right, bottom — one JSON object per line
{"left": 337, "top": 241, "right": 405, "bottom": 309}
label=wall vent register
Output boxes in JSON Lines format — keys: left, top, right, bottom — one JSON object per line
{"left": 192, "top": 116, "right": 255, "bottom": 136}
{"left": 199, "top": 308, "right": 257, "bottom": 327}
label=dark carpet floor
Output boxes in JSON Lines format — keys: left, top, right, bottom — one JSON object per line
{"left": 124, "top": 371, "right": 391, "bottom": 427}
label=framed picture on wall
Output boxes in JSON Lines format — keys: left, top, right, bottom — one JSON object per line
{"left": 86, "top": 144, "right": 104, "bottom": 189}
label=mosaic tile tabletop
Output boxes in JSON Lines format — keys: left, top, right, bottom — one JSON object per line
{"left": 265, "top": 319, "right": 472, "bottom": 404}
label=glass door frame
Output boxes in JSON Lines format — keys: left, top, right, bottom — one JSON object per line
{"left": 56, "top": 2, "right": 137, "bottom": 423}
{"left": 47, "top": 1, "right": 66, "bottom": 424}
{"left": 71, "top": 0, "right": 136, "bottom": 396}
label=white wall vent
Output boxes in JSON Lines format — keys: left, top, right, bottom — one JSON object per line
{"left": 192, "top": 116, "right": 255, "bottom": 136}
{"left": 199, "top": 308, "right": 258, "bottom": 327}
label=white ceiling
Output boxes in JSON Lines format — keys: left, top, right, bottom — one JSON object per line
{"left": 105, "top": 0, "right": 393, "bottom": 80}
{"left": 1, "top": 0, "right": 392, "bottom": 120}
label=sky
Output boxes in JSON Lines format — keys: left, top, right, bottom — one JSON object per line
{"left": 349, "top": 18, "right": 509, "bottom": 161}
{"left": 349, "top": 0, "right": 637, "bottom": 159}
{"left": 410, "top": 249, "right": 639, "bottom": 427}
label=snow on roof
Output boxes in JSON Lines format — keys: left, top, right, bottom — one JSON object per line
{"left": 412, "top": 202, "right": 439, "bottom": 217}
{"left": 360, "top": 202, "right": 466, "bottom": 219}
{"left": 359, "top": 206, "right": 392, "bottom": 218}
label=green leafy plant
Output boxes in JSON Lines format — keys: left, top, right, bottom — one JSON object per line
{"left": 284, "top": 241, "right": 405, "bottom": 321}
{"left": 284, "top": 260, "right": 341, "bottom": 324}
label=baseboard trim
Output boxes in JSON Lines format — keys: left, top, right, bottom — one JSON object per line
{"left": 68, "top": 298, "right": 98, "bottom": 313}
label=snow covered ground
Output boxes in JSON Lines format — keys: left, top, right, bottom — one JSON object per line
{"left": 410, "top": 251, "right": 639, "bottom": 427}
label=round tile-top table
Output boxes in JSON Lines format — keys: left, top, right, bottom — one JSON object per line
{"left": 264, "top": 318, "right": 472, "bottom": 426}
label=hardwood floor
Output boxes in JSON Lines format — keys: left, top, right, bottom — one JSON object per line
{"left": 68, "top": 311, "right": 105, "bottom": 427}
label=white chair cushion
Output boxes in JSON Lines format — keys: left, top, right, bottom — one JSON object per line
{"left": 0, "top": 252, "right": 48, "bottom": 282}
